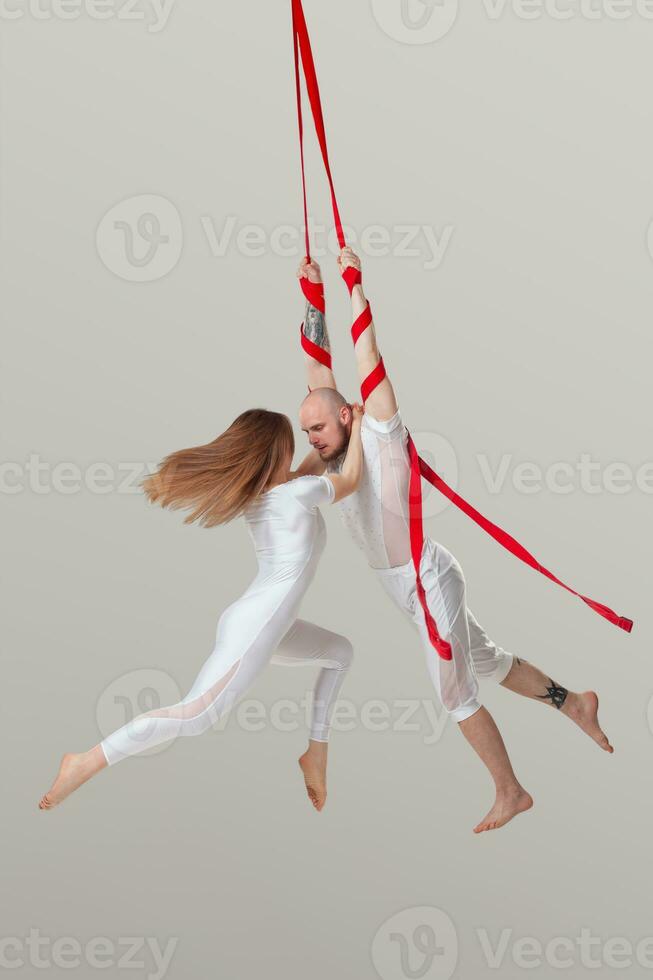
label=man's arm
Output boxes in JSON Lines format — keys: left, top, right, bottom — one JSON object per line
{"left": 297, "top": 257, "right": 338, "bottom": 392}
{"left": 337, "top": 247, "right": 398, "bottom": 422}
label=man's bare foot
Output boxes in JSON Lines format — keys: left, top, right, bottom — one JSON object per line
{"left": 563, "top": 691, "right": 613, "bottom": 753}
{"left": 39, "top": 748, "right": 106, "bottom": 810}
{"left": 473, "top": 786, "right": 534, "bottom": 834}
{"left": 298, "top": 741, "right": 328, "bottom": 812}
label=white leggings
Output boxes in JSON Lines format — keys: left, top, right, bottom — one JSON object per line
{"left": 375, "top": 536, "right": 515, "bottom": 723}
{"left": 100, "top": 618, "right": 353, "bottom": 766}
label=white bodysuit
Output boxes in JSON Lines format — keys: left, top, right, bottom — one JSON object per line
{"left": 328, "top": 409, "right": 513, "bottom": 723}
{"left": 100, "top": 475, "right": 352, "bottom": 765}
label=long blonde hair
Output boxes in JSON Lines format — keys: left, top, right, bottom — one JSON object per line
{"left": 142, "top": 409, "right": 295, "bottom": 527}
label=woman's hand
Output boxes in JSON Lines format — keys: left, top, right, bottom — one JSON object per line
{"left": 297, "top": 256, "right": 323, "bottom": 284}
{"left": 329, "top": 402, "right": 365, "bottom": 502}
{"left": 350, "top": 401, "right": 364, "bottom": 425}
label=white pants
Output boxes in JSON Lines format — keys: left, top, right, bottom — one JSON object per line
{"left": 375, "top": 537, "right": 514, "bottom": 723}
{"left": 100, "top": 618, "right": 353, "bottom": 766}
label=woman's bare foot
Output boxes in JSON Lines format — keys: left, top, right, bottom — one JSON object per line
{"left": 562, "top": 691, "right": 613, "bottom": 753}
{"left": 473, "top": 785, "right": 534, "bottom": 834}
{"left": 298, "top": 740, "right": 328, "bottom": 812}
{"left": 39, "top": 747, "right": 107, "bottom": 810}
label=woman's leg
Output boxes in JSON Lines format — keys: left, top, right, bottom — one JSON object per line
{"left": 271, "top": 618, "right": 354, "bottom": 811}
{"left": 39, "top": 611, "right": 285, "bottom": 810}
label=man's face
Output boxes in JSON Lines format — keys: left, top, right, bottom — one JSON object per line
{"left": 299, "top": 399, "right": 350, "bottom": 463}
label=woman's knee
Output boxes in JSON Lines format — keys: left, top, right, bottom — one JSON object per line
{"left": 332, "top": 635, "right": 354, "bottom": 670}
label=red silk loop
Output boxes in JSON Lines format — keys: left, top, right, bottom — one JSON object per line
{"left": 342, "top": 265, "right": 361, "bottom": 294}
{"left": 360, "top": 358, "right": 387, "bottom": 405}
{"left": 299, "top": 275, "right": 331, "bottom": 367}
{"left": 351, "top": 303, "right": 373, "bottom": 345}
{"left": 300, "top": 325, "right": 333, "bottom": 369}
{"left": 299, "top": 276, "right": 325, "bottom": 314}
{"left": 291, "top": 0, "right": 634, "bottom": 653}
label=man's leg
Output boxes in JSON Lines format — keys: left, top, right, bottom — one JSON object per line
{"left": 465, "top": 607, "right": 613, "bottom": 754}
{"left": 415, "top": 540, "right": 533, "bottom": 833}
{"left": 458, "top": 708, "right": 533, "bottom": 834}
{"left": 500, "top": 655, "right": 613, "bottom": 753}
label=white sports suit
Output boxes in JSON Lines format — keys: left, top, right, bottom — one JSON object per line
{"left": 100, "top": 475, "right": 352, "bottom": 766}
{"left": 328, "top": 409, "right": 514, "bottom": 723}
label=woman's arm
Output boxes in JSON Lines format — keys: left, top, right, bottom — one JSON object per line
{"left": 326, "top": 404, "right": 364, "bottom": 502}
{"left": 290, "top": 449, "right": 327, "bottom": 479}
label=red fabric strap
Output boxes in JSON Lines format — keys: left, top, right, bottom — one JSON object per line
{"left": 359, "top": 357, "right": 386, "bottom": 405}
{"left": 351, "top": 302, "right": 373, "bottom": 345}
{"left": 408, "top": 435, "right": 453, "bottom": 660}
{"left": 298, "top": 275, "right": 332, "bottom": 367}
{"left": 291, "top": 0, "right": 633, "bottom": 654}
{"left": 300, "top": 326, "right": 333, "bottom": 369}
{"left": 292, "top": 0, "right": 346, "bottom": 257}
{"left": 417, "top": 455, "right": 634, "bottom": 634}
{"left": 299, "top": 275, "right": 325, "bottom": 313}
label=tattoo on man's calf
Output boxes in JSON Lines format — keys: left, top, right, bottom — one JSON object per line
{"left": 537, "top": 679, "right": 568, "bottom": 710}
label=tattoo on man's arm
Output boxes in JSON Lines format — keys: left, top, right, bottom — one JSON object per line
{"left": 303, "top": 303, "right": 331, "bottom": 352}
{"left": 537, "top": 678, "right": 568, "bottom": 710}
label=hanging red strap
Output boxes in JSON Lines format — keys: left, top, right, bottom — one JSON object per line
{"left": 291, "top": 0, "right": 633, "bottom": 652}
{"left": 417, "top": 456, "right": 634, "bottom": 634}
{"left": 292, "top": 0, "right": 347, "bottom": 256}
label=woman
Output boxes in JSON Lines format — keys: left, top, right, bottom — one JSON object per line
{"left": 39, "top": 404, "right": 364, "bottom": 813}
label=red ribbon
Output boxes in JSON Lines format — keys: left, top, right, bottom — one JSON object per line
{"left": 291, "top": 0, "right": 633, "bottom": 655}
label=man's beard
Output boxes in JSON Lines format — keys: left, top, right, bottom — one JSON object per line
{"left": 322, "top": 424, "right": 350, "bottom": 463}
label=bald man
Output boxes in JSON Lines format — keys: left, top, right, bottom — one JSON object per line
{"left": 296, "top": 248, "right": 613, "bottom": 834}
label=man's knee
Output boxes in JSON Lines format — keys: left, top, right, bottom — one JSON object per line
{"left": 441, "top": 696, "right": 482, "bottom": 724}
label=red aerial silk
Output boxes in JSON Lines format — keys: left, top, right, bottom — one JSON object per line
{"left": 291, "top": 0, "right": 633, "bottom": 659}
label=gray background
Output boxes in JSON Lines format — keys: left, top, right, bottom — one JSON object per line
{"left": 2, "top": 1, "right": 651, "bottom": 978}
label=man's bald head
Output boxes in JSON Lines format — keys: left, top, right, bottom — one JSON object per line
{"left": 299, "top": 387, "right": 353, "bottom": 463}
{"left": 301, "top": 387, "right": 348, "bottom": 415}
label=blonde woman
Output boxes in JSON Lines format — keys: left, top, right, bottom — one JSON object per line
{"left": 39, "top": 405, "right": 364, "bottom": 813}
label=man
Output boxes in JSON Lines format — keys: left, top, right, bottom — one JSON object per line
{"left": 296, "top": 247, "right": 613, "bottom": 834}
